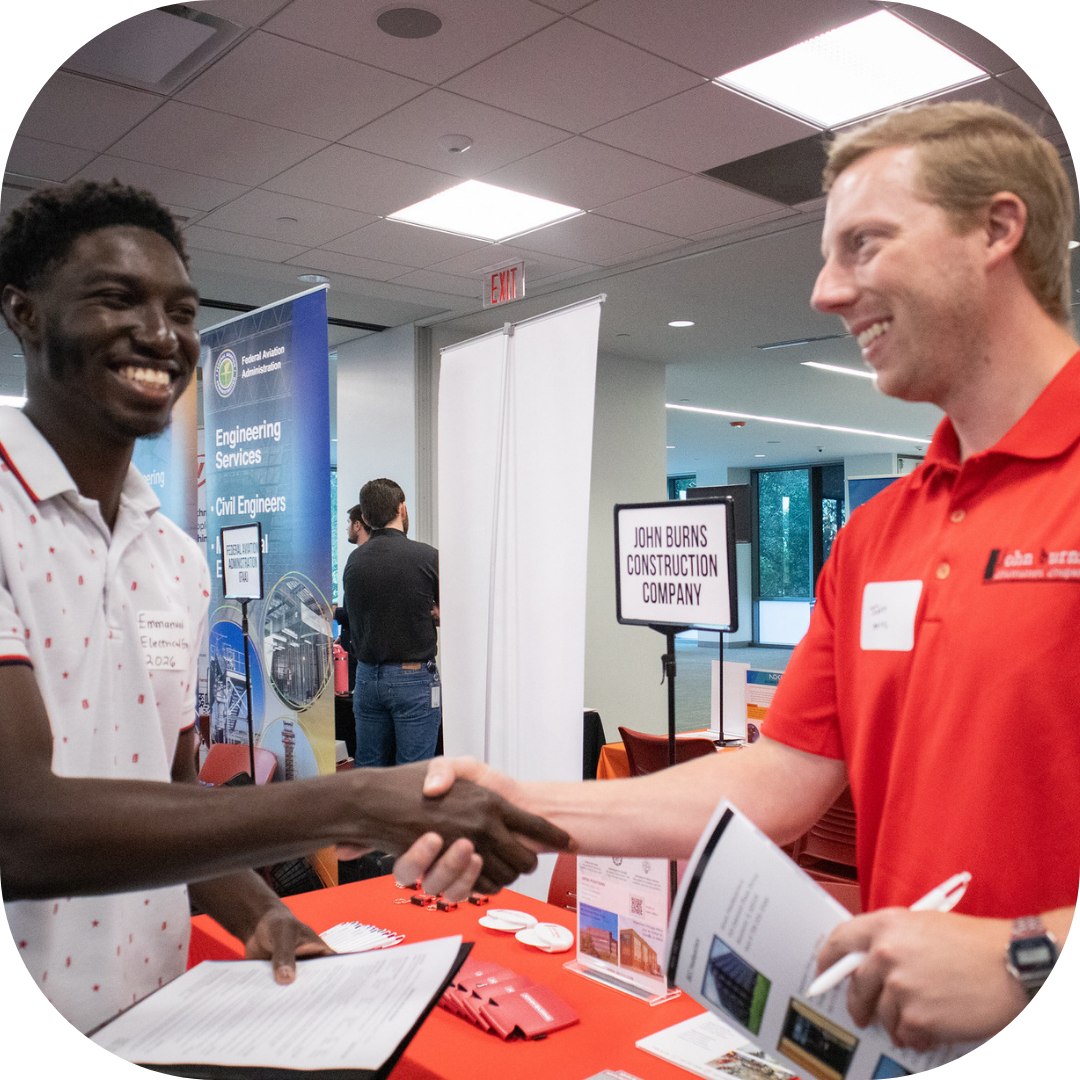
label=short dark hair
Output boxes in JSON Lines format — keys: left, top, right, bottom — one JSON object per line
{"left": 359, "top": 478, "right": 405, "bottom": 529}
{"left": 0, "top": 179, "right": 188, "bottom": 293}
{"left": 347, "top": 503, "right": 368, "bottom": 531}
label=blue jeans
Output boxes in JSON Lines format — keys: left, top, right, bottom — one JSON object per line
{"left": 353, "top": 661, "right": 441, "bottom": 767}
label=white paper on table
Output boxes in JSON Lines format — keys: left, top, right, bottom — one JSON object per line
{"left": 712, "top": 661, "right": 749, "bottom": 741}
{"left": 665, "top": 802, "right": 978, "bottom": 1078}
{"left": 92, "top": 935, "right": 463, "bottom": 1071}
{"left": 637, "top": 1011, "right": 796, "bottom": 1080}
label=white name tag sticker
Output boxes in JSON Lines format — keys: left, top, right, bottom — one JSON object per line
{"left": 860, "top": 580, "right": 923, "bottom": 651}
{"left": 138, "top": 610, "right": 190, "bottom": 672}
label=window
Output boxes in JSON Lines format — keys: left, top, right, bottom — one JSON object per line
{"left": 667, "top": 474, "right": 697, "bottom": 500}
{"left": 752, "top": 464, "right": 845, "bottom": 645}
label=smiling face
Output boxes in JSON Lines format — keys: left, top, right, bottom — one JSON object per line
{"left": 16, "top": 224, "right": 200, "bottom": 445}
{"left": 811, "top": 145, "right": 991, "bottom": 407}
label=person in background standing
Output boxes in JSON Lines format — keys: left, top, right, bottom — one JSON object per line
{"left": 343, "top": 478, "right": 441, "bottom": 767}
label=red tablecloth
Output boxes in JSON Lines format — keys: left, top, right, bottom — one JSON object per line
{"left": 189, "top": 876, "right": 706, "bottom": 1080}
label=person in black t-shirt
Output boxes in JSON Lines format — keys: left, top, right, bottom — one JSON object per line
{"left": 342, "top": 478, "right": 441, "bottom": 766}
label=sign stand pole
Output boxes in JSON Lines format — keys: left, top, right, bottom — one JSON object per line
{"left": 651, "top": 622, "right": 689, "bottom": 901}
{"left": 241, "top": 598, "right": 256, "bottom": 782}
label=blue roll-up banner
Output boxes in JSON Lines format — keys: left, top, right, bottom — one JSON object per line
{"left": 132, "top": 377, "right": 199, "bottom": 542}
{"left": 199, "top": 285, "right": 335, "bottom": 783}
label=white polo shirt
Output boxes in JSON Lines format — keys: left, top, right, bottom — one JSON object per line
{"left": 0, "top": 407, "right": 210, "bottom": 1033}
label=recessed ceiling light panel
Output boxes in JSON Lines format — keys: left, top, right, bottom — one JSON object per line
{"left": 668, "top": 320, "right": 695, "bottom": 328}
{"left": 716, "top": 11, "right": 985, "bottom": 128}
{"left": 388, "top": 180, "right": 582, "bottom": 242}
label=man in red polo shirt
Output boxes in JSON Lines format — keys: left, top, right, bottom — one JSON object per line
{"left": 411, "top": 101, "right": 1077, "bottom": 1053}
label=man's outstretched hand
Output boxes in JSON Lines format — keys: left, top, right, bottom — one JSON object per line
{"left": 388, "top": 757, "right": 564, "bottom": 900}
{"left": 341, "top": 760, "right": 569, "bottom": 898}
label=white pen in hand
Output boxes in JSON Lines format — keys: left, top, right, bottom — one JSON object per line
{"left": 805, "top": 871, "right": 971, "bottom": 998}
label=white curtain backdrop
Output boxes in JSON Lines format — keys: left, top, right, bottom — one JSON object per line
{"left": 438, "top": 297, "right": 603, "bottom": 783}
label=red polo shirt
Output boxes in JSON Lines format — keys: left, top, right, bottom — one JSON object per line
{"left": 764, "top": 351, "right": 1080, "bottom": 918}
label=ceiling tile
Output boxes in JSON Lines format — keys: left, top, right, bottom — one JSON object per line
{"left": 18, "top": 71, "right": 162, "bottom": 152}
{"left": 197, "top": 188, "right": 376, "bottom": 246}
{"left": 575, "top": 0, "right": 878, "bottom": 79}
{"left": 922, "top": 77, "right": 1060, "bottom": 139}
{"left": 111, "top": 101, "right": 328, "bottom": 187}
{"left": 390, "top": 269, "right": 481, "bottom": 298}
{"left": 887, "top": 3, "right": 1016, "bottom": 75}
{"left": 71, "top": 155, "right": 249, "bottom": 212}
{"left": 593, "top": 174, "right": 785, "bottom": 237}
{"left": 177, "top": 31, "right": 427, "bottom": 141}
{"left": 188, "top": 249, "right": 448, "bottom": 324}
{"left": 325, "top": 219, "right": 490, "bottom": 268}
{"left": 182, "top": 224, "right": 309, "bottom": 263}
{"left": 588, "top": 83, "right": 818, "bottom": 174}
{"left": 996, "top": 68, "right": 1053, "bottom": 114}
{"left": 482, "top": 137, "right": 684, "bottom": 210}
{"left": 429, "top": 242, "right": 598, "bottom": 281}
{"left": 443, "top": 19, "right": 702, "bottom": 134}
{"left": 342, "top": 89, "right": 570, "bottom": 176}
{"left": 5, "top": 137, "right": 96, "bottom": 183}
{"left": 263, "top": 144, "right": 455, "bottom": 215}
{"left": 188, "top": 0, "right": 293, "bottom": 27}
{"left": 265, "top": 0, "right": 559, "bottom": 83}
{"left": 286, "top": 249, "right": 415, "bottom": 281}
{"left": 510, "top": 212, "right": 676, "bottom": 264}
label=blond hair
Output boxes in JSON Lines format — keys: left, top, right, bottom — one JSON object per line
{"left": 824, "top": 101, "right": 1074, "bottom": 324}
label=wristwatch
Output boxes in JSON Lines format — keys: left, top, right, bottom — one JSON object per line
{"left": 1005, "top": 916, "right": 1058, "bottom": 999}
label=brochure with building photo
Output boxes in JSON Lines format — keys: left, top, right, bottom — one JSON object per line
{"left": 666, "top": 803, "right": 978, "bottom": 1079}
{"left": 575, "top": 855, "right": 670, "bottom": 998}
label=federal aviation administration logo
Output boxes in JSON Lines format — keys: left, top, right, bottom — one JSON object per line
{"left": 213, "top": 348, "right": 238, "bottom": 397}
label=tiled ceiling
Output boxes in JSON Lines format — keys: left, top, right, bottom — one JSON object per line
{"left": 1, "top": 0, "right": 1075, "bottom": 469}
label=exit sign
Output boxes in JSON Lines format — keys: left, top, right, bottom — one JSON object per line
{"left": 482, "top": 261, "right": 525, "bottom": 307}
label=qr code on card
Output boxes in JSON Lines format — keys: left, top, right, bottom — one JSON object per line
{"left": 630, "top": 895, "right": 643, "bottom": 916}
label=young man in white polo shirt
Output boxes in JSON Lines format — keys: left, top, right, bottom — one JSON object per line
{"left": 0, "top": 180, "right": 567, "bottom": 1034}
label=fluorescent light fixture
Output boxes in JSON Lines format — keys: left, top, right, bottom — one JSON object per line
{"left": 666, "top": 445, "right": 676, "bottom": 449}
{"left": 0, "top": 395, "right": 26, "bottom": 408}
{"left": 298, "top": 273, "right": 329, "bottom": 283}
{"left": 716, "top": 11, "right": 985, "bottom": 128}
{"left": 666, "top": 403, "right": 929, "bottom": 445}
{"left": 755, "top": 454, "right": 766, "bottom": 458}
{"left": 668, "top": 320, "right": 695, "bottom": 328}
{"left": 388, "top": 180, "right": 582, "bottom": 242}
{"left": 1070, "top": 240, "right": 1080, "bottom": 250}
{"left": 756, "top": 334, "right": 848, "bottom": 350}
{"left": 802, "top": 361, "right": 876, "bottom": 380}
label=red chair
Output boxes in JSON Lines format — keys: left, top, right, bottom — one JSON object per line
{"left": 547, "top": 852, "right": 578, "bottom": 911}
{"left": 198, "top": 743, "right": 277, "bottom": 786}
{"left": 789, "top": 787, "right": 861, "bottom": 914}
{"left": 617, "top": 726, "right": 717, "bottom": 777}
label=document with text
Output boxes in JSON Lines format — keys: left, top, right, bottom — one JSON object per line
{"left": 666, "top": 803, "right": 977, "bottom": 1080}
{"left": 91, "top": 935, "right": 471, "bottom": 1079}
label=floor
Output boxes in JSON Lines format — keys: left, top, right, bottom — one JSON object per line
{"left": 672, "top": 640, "right": 793, "bottom": 733}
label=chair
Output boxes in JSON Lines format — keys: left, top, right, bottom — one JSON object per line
{"left": 789, "top": 786, "right": 861, "bottom": 915}
{"left": 617, "top": 726, "right": 716, "bottom": 777}
{"left": 198, "top": 743, "right": 277, "bottom": 786}
{"left": 547, "top": 852, "right": 578, "bottom": 911}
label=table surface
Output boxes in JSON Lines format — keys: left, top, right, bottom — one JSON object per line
{"left": 190, "top": 876, "right": 708, "bottom": 1080}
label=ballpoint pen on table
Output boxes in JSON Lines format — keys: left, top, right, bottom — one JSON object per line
{"left": 805, "top": 871, "right": 972, "bottom": 998}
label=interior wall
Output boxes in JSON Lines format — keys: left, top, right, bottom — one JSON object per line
{"left": 585, "top": 352, "right": 668, "bottom": 737}
{"left": 334, "top": 324, "right": 417, "bottom": 593}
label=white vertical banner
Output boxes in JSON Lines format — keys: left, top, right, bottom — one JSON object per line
{"left": 438, "top": 297, "right": 603, "bottom": 782}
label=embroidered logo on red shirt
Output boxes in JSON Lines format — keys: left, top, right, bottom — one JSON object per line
{"left": 985, "top": 547, "right": 1080, "bottom": 582}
